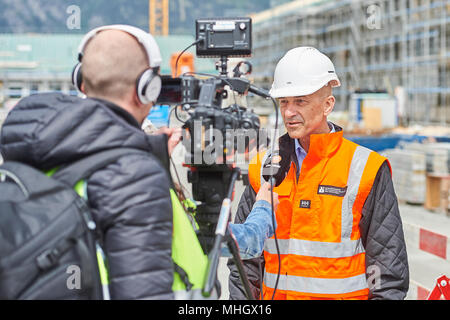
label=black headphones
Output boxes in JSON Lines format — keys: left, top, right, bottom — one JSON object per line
{"left": 71, "top": 24, "right": 162, "bottom": 105}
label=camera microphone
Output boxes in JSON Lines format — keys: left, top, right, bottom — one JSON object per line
{"left": 248, "top": 85, "right": 271, "bottom": 99}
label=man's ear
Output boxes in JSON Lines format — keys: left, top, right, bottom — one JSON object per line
{"left": 133, "top": 88, "right": 155, "bottom": 123}
{"left": 329, "top": 80, "right": 339, "bottom": 87}
{"left": 323, "top": 95, "right": 335, "bottom": 116}
{"left": 133, "top": 88, "right": 143, "bottom": 107}
{"left": 80, "top": 82, "right": 86, "bottom": 94}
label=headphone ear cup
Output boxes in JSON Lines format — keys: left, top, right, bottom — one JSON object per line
{"left": 72, "top": 63, "right": 83, "bottom": 93}
{"left": 136, "top": 69, "right": 162, "bottom": 105}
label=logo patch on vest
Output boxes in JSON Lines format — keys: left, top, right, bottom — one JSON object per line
{"left": 299, "top": 200, "right": 311, "bottom": 209}
{"left": 317, "top": 185, "right": 347, "bottom": 197}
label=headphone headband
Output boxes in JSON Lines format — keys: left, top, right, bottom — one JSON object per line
{"left": 73, "top": 25, "right": 162, "bottom": 105}
{"left": 77, "top": 24, "right": 162, "bottom": 68}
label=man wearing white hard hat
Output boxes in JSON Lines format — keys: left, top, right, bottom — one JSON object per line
{"left": 228, "top": 47, "right": 409, "bottom": 300}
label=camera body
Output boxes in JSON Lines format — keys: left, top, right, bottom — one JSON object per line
{"left": 180, "top": 76, "right": 260, "bottom": 165}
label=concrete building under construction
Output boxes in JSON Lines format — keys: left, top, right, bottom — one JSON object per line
{"left": 249, "top": 0, "right": 450, "bottom": 126}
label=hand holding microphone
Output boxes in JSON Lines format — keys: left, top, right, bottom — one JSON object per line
{"left": 261, "top": 149, "right": 290, "bottom": 187}
{"left": 256, "top": 182, "right": 279, "bottom": 212}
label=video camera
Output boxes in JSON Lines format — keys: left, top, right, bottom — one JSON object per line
{"left": 157, "top": 17, "right": 271, "bottom": 254}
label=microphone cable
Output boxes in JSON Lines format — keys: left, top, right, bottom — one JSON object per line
{"left": 269, "top": 96, "right": 281, "bottom": 300}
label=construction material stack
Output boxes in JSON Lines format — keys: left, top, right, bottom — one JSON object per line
{"left": 383, "top": 146, "right": 426, "bottom": 205}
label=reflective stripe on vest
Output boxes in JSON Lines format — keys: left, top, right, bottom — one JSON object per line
{"left": 264, "top": 238, "right": 365, "bottom": 258}
{"left": 341, "top": 145, "right": 371, "bottom": 240}
{"left": 249, "top": 136, "right": 387, "bottom": 299}
{"left": 263, "top": 271, "right": 369, "bottom": 295}
{"left": 96, "top": 243, "right": 111, "bottom": 300}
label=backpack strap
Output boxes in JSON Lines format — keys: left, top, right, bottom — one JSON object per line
{"left": 35, "top": 236, "right": 94, "bottom": 294}
{"left": 0, "top": 162, "right": 57, "bottom": 198}
{"left": 52, "top": 148, "right": 149, "bottom": 187}
{"left": 173, "top": 261, "right": 193, "bottom": 292}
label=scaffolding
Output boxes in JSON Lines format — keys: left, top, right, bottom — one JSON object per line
{"left": 250, "top": 0, "right": 450, "bottom": 125}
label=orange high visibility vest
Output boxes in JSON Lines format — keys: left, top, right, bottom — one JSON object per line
{"left": 249, "top": 130, "right": 389, "bottom": 300}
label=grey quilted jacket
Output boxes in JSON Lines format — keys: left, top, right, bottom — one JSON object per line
{"left": 228, "top": 128, "right": 409, "bottom": 300}
{"left": 0, "top": 93, "right": 174, "bottom": 299}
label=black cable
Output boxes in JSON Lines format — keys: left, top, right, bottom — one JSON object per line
{"left": 269, "top": 96, "right": 281, "bottom": 301}
{"left": 167, "top": 104, "right": 176, "bottom": 128}
{"left": 174, "top": 105, "right": 186, "bottom": 124}
{"left": 170, "top": 156, "right": 188, "bottom": 200}
{"left": 166, "top": 105, "right": 189, "bottom": 203}
{"left": 174, "top": 38, "right": 203, "bottom": 77}
{"left": 259, "top": 259, "right": 264, "bottom": 300}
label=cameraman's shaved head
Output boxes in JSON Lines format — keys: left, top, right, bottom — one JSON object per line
{"left": 82, "top": 29, "right": 149, "bottom": 101}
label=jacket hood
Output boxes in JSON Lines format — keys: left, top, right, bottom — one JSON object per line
{"left": 0, "top": 93, "right": 166, "bottom": 170}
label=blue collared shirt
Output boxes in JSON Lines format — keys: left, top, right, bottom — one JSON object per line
{"left": 294, "top": 123, "right": 335, "bottom": 171}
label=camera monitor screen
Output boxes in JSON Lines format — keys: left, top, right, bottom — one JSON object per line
{"left": 196, "top": 18, "right": 252, "bottom": 58}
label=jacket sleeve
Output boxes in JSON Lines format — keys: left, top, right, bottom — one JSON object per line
{"left": 87, "top": 153, "right": 174, "bottom": 300}
{"left": 359, "top": 161, "right": 409, "bottom": 300}
{"left": 227, "top": 184, "right": 265, "bottom": 300}
{"left": 224, "top": 200, "right": 275, "bottom": 259}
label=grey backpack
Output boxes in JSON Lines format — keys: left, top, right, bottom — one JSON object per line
{"left": 0, "top": 148, "right": 140, "bottom": 299}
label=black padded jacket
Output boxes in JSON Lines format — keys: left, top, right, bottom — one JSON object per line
{"left": 228, "top": 127, "right": 409, "bottom": 300}
{"left": 0, "top": 93, "right": 174, "bottom": 299}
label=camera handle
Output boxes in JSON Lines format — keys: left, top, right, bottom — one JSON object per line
{"left": 218, "top": 55, "right": 229, "bottom": 77}
{"left": 202, "top": 167, "right": 255, "bottom": 300}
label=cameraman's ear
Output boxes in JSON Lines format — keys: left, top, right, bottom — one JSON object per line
{"left": 80, "top": 82, "right": 86, "bottom": 94}
{"left": 133, "top": 89, "right": 141, "bottom": 107}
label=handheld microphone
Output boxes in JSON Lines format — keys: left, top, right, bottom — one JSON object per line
{"left": 261, "top": 150, "right": 289, "bottom": 187}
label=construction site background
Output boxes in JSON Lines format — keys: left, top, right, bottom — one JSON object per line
{"left": 248, "top": 0, "right": 450, "bottom": 127}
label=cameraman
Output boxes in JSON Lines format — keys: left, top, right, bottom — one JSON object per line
{"left": 0, "top": 25, "right": 176, "bottom": 299}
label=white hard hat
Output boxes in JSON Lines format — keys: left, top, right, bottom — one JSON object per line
{"left": 269, "top": 47, "right": 341, "bottom": 98}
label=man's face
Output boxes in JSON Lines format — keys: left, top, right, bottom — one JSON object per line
{"left": 278, "top": 87, "right": 333, "bottom": 140}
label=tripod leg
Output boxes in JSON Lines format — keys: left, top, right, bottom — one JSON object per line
{"left": 201, "top": 168, "right": 256, "bottom": 299}
{"left": 202, "top": 235, "right": 223, "bottom": 297}
{"left": 226, "top": 232, "right": 255, "bottom": 300}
